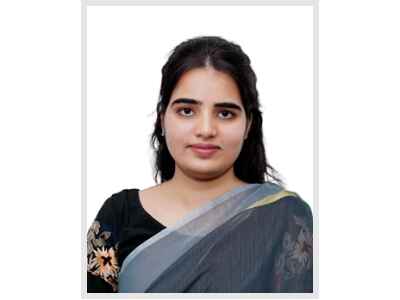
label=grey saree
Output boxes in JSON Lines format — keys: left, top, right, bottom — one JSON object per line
{"left": 118, "top": 182, "right": 313, "bottom": 293}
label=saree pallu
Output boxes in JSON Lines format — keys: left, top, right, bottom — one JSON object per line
{"left": 118, "top": 182, "right": 313, "bottom": 293}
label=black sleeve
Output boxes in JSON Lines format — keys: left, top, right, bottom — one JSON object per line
{"left": 87, "top": 191, "right": 125, "bottom": 293}
{"left": 272, "top": 195, "right": 313, "bottom": 293}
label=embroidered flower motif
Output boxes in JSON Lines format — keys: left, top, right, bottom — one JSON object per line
{"left": 88, "top": 246, "right": 119, "bottom": 291}
{"left": 87, "top": 221, "right": 112, "bottom": 255}
{"left": 275, "top": 214, "right": 312, "bottom": 281}
{"left": 291, "top": 216, "right": 312, "bottom": 270}
{"left": 87, "top": 221, "right": 119, "bottom": 291}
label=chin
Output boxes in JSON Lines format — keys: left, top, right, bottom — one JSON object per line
{"left": 184, "top": 163, "right": 232, "bottom": 180}
{"left": 190, "top": 171, "right": 225, "bottom": 181}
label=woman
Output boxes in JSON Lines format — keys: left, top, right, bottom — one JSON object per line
{"left": 87, "top": 36, "right": 313, "bottom": 293}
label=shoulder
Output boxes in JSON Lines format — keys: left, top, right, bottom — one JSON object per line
{"left": 89, "top": 188, "right": 143, "bottom": 239}
{"left": 276, "top": 190, "right": 313, "bottom": 225}
{"left": 279, "top": 192, "right": 313, "bottom": 219}
{"left": 89, "top": 188, "right": 140, "bottom": 234}
{"left": 96, "top": 188, "right": 140, "bottom": 218}
{"left": 108, "top": 188, "right": 140, "bottom": 205}
{"left": 272, "top": 190, "right": 313, "bottom": 237}
{"left": 255, "top": 183, "right": 313, "bottom": 228}
{"left": 256, "top": 183, "right": 312, "bottom": 215}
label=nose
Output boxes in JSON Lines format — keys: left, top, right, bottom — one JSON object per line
{"left": 195, "top": 111, "right": 217, "bottom": 139}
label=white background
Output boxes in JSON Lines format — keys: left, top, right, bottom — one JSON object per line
{"left": 1, "top": 0, "right": 400, "bottom": 300}
{"left": 87, "top": 5, "right": 313, "bottom": 226}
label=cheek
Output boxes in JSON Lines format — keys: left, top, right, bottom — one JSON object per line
{"left": 165, "top": 121, "right": 193, "bottom": 155}
{"left": 222, "top": 124, "right": 246, "bottom": 148}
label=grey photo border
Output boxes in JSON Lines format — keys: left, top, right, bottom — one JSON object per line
{"left": 81, "top": 0, "right": 319, "bottom": 298}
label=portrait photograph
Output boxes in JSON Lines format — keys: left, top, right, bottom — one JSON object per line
{"left": 3, "top": 0, "right": 400, "bottom": 299}
{"left": 83, "top": 0, "right": 316, "bottom": 296}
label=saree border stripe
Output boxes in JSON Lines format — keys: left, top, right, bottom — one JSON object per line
{"left": 245, "top": 190, "right": 298, "bottom": 210}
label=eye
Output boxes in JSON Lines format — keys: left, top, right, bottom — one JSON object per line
{"left": 177, "top": 107, "right": 194, "bottom": 117}
{"left": 218, "top": 110, "right": 235, "bottom": 119}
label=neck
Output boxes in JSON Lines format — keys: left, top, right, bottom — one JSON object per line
{"left": 164, "top": 166, "right": 247, "bottom": 209}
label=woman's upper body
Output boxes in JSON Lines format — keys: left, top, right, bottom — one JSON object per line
{"left": 87, "top": 183, "right": 313, "bottom": 293}
{"left": 87, "top": 36, "right": 313, "bottom": 293}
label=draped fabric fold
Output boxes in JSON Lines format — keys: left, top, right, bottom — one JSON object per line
{"left": 118, "top": 182, "right": 313, "bottom": 293}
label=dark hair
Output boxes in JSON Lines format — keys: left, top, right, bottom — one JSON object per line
{"left": 150, "top": 36, "right": 282, "bottom": 185}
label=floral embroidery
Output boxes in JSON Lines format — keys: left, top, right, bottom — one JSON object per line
{"left": 275, "top": 215, "right": 312, "bottom": 281}
{"left": 87, "top": 221, "right": 119, "bottom": 291}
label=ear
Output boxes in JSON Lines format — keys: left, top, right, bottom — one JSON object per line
{"left": 244, "top": 115, "right": 253, "bottom": 140}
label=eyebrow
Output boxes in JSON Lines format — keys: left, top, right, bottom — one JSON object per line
{"left": 170, "top": 98, "right": 243, "bottom": 111}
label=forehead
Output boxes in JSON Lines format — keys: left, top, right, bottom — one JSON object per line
{"left": 170, "top": 67, "right": 242, "bottom": 105}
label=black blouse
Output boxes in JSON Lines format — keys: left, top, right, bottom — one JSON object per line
{"left": 87, "top": 189, "right": 165, "bottom": 293}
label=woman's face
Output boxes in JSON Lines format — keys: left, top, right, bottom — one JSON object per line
{"left": 162, "top": 67, "right": 252, "bottom": 181}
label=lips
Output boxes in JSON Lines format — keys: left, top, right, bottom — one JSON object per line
{"left": 190, "top": 144, "right": 220, "bottom": 149}
{"left": 190, "top": 144, "right": 220, "bottom": 158}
